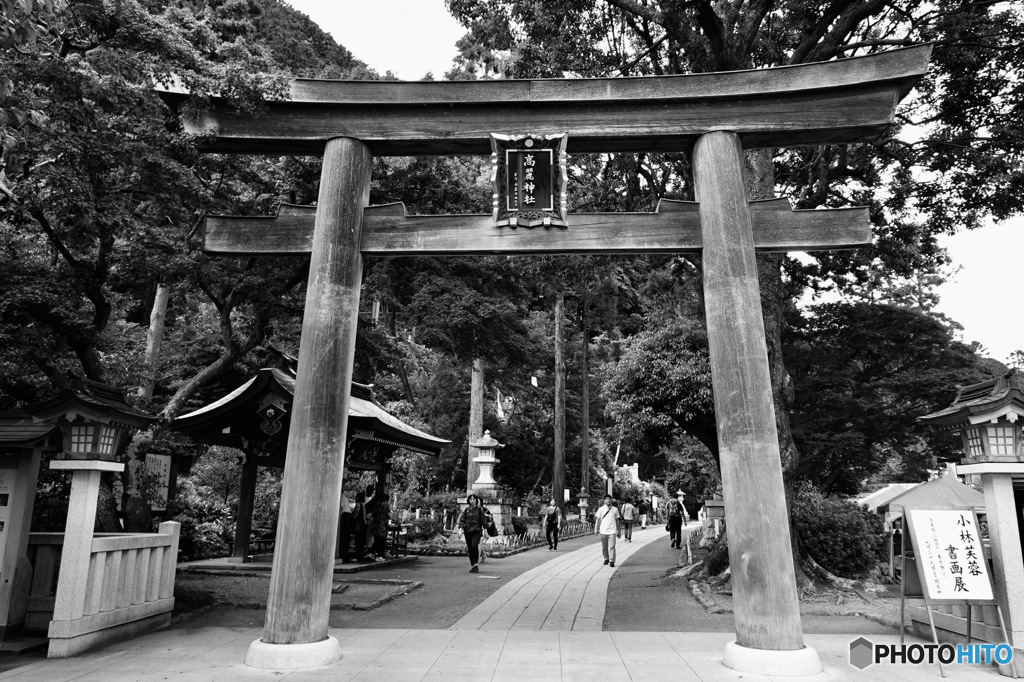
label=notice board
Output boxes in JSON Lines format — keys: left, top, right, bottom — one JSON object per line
{"left": 905, "top": 508, "right": 994, "bottom": 604}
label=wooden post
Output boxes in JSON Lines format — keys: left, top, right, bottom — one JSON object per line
{"left": 467, "top": 359, "right": 484, "bottom": 491}
{"left": 553, "top": 290, "right": 566, "bottom": 511}
{"left": 231, "top": 452, "right": 258, "bottom": 561}
{"left": 257, "top": 137, "right": 371, "bottom": 655}
{"left": 693, "top": 131, "right": 813, "bottom": 667}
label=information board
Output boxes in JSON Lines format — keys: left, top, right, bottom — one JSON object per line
{"left": 0, "top": 467, "right": 15, "bottom": 569}
{"left": 145, "top": 453, "right": 172, "bottom": 511}
{"left": 905, "top": 508, "right": 994, "bottom": 604}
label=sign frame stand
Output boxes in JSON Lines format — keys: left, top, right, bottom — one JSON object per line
{"left": 900, "top": 507, "right": 1017, "bottom": 679}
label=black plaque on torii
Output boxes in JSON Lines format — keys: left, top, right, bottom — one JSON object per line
{"left": 490, "top": 133, "right": 568, "bottom": 228}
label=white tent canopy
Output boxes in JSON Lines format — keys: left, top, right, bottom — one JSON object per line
{"left": 883, "top": 476, "right": 985, "bottom": 518}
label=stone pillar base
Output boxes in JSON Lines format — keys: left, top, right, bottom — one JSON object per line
{"left": 723, "top": 641, "right": 822, "bottom": 677}
{"left": 244, "top": 636, "right": 341, "bottom": 669}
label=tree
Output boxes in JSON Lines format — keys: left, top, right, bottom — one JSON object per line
{"left": 0, "top": 0, "right": 379, "bottom": 531}
{"left": 786, "top": 301, "right": 997, "bottom": 493}
{"left": 601, "top": 315, "right": 716, "bottom": 474}
{"left": 445, "top": 0, "right": 1024, "bottom": 488}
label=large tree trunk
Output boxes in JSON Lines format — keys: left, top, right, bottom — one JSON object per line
{"left": 466, "top": 358, "right": 484, "bottom": 492}
{"left": 138, "top": 283, "right": 171, "bottom": 401}
{"left": 580, "top": 295, "right": 590, "bottom": 499}
{"left": 553, "top": 290, "right": 566, "bottom": 512}
{"left": 95, "top": 475, "right": 123, "bottom": 532}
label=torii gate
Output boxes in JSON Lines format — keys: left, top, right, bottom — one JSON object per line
{"left": 162, "top": 44, "right": 931, "bottom": 675}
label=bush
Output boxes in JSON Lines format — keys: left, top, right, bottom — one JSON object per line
{"left": 175, "top": 515, "right": 230, "bottom": 561}
{"left": 173, "top": 478, "right": 233, "bottom": 561}
{"left": 510, "top": 516, "right": 529, "bottom": 535}
{"left": 394, "top": 490, "right": 461, "bottom": 526}
{"left": 791, "top": 482, "right": 885, "bottom": 577}
{"left": 407, "top": 518, "right": 445, "bottom": 542}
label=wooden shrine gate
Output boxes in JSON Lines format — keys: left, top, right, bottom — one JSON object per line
{"left": 161, "top": 44, "right": 931, "bottom": 674}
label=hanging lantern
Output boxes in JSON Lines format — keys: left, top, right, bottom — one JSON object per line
{"left": 28, "top": 379, "right": 156, "bottom": 462}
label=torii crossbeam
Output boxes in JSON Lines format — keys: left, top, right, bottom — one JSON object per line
{"left": 162, "top": 45, "right": 931, "bottom": 675}
{"left": 203, "top": 198, "right": 871, "bottom": 256}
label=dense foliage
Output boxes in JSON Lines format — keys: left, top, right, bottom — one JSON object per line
{"left": 1, "top": 0, "right": 1021, "bottom": 566}
{"left": 791, "top": 482, "right": 886, "bottom": 577}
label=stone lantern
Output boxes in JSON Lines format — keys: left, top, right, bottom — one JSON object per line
{"left": 919, "top": 369, "right": 1024, "bottom": 675}
{"left": 462, "top": 430, "right": 511, "bottom": 532}
{"left": 469, "top": 430, "right": 504, "bottom": 492}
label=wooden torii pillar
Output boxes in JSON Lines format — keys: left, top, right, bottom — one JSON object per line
{"left": 163, "top": 45, "right": 931, "bottom": 674}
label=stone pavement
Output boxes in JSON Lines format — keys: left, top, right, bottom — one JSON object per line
{"left": 0, "top": 627, "right": 1003, "bottom": 680}
{"left": 452, "top": 522, "right": 672, "bottom": 631}
{"left": 0, "top": 521, "right": 1005, "bottom": 680}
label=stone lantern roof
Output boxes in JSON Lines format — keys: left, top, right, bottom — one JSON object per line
{"left": 918, "top": 369, "right": 1024, "bottom": 432}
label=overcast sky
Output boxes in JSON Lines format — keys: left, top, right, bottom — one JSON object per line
{"left": 284, "top": 0, "right": 1021, "bottom": 365}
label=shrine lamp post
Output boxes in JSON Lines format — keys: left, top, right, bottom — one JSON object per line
{"left": 919, "top": 369, "right": 1024, "bottom": 674}
{"left": 27, "top": 380, "right": 156, "bottom": 637}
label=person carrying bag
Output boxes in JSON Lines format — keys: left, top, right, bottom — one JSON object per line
{"left": 458, "top": 493, "right": 493, "bottom": 573}
{"left": 543, "top": 498, "right": 563, "bottom": 551}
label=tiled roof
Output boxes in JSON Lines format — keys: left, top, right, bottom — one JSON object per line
{"left": 174, "top": 368, "right": 448, "bottom": 454}
{"left": 918, "top": 369, "right": 1024, "bottom": 428}
{"left": 0, "top": 412, "right": 57, "bottom": 445}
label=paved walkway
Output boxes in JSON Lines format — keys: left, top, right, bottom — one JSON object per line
{"left": 0, "top": 522, "right": 1005, "bottom": 680}
{"left": 0, "top": 627, "right": 1002, "bottom": 680}
{"left": 452, "top": 523, "right": 674, "bottom": 631}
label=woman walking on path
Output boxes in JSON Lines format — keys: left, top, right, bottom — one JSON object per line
{"left": 666, "top": 496, "right": 684, "bottom": 548}
{"left": 543, "top": 499, "right": 563, "bottom": 550}
{"left": 621, "top": 499, "right": 636, "bottom": 542}
{"left": 458, "top": 494, "right": 493, "bottom": 573}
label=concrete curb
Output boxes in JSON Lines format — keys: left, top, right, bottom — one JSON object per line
{"left": 350, "top": 581, "right": 423, "bottom": 611}
{"left": 862, "top": 610, "right": 909, "bottom": 634}
{"left": 689, "top": 580, "right": 728, "bottom": 614}
{"left": 178, "top": 580, "right": 425, "bottom": 613}
{"left": 169, "top": 604, "right": 214, "bottom": 626}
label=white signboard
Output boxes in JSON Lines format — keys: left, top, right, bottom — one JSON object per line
{"left": 906, "top": 508, "right": 994, "bottom": 603}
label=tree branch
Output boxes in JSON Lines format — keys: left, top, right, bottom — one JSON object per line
{"left": 28, "top": 206, "right": 80, "bottom": 269}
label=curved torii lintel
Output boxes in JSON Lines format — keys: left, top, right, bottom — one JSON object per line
{"left": 159, "top": 45, "right": 932, "bottom": 156}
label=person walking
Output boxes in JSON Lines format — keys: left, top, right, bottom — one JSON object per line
{"left": 372, "top": 485, "right": 390, "bottom": 561}
{"left": 352, "top": 492, "right": 368, "bottom": 561}
{"left": 363, "top": 484, "right": 379, "bottom": 561}
{"left": 666, "top": 495, "right": 684, "bottom": 548}
{"left": 458, "top": 493, "right": 493, "bottom": 573}
{"left": 338, "top": 490, "right": 353, "bottom": 563}
{"left": 621, "top": 499, "right": 637, "bottom": 542}
{"left": 593, "top": 494, "right": 621, "bottom": 567}
{"left": 543, "top": 498, "right": 563, "bottom": 550}
{"left": 638, "top": 499, "right": 648, "bottom": 529}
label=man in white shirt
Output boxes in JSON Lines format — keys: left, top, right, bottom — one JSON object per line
{"left": 594, "top": 495, "right": 621, "bottom": 567}
{"left": 621, "top": 499, "right": 637, "bottom": 542}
